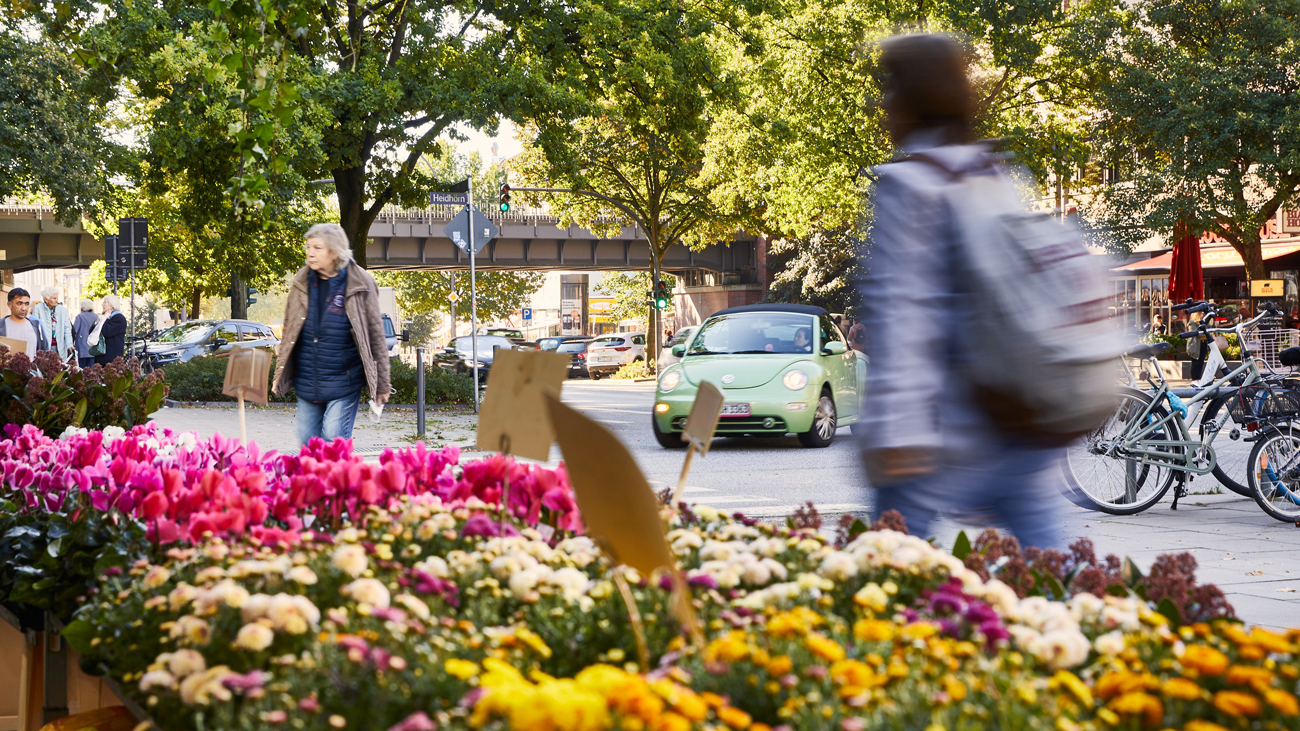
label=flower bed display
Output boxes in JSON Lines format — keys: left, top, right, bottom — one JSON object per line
{"left": 1, "top": 425, "right": 1296, "bottom": 731}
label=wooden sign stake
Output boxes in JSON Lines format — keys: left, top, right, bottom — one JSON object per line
{"left": 611, "top": 566, "right": 650, "bottom": 671}
{"left": 671, "top": 381, "right": 724, "bottom": 504}
{"left": 222, "top": 346, "right": 270, "bottom": 446}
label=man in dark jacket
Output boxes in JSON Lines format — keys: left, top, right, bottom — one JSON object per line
{"left": 94, "top": 294, "right": 128, "bottom": 365}
{"left": 273, "top": 224, "right": 391, "bottom": 445}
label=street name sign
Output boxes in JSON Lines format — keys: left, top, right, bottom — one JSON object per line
{"left": 442, "top": 205, "right": 498, "bottom": 254}
{"left": 429, "top": 191, "right": 470, "bottom": 206}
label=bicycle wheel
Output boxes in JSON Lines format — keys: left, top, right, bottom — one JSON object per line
{"left": 1246, "top": 427, "right": 1300, "bottom": 522}
{"left": 1064, "top": 387, "right": 1181, "bottom": 515}
{"left": 1200, "top": 395, "right": 1253, "bottom": 497}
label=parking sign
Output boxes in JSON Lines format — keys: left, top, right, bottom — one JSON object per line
{"left": 522, "top": 308, "right": 532, "bottom": 320}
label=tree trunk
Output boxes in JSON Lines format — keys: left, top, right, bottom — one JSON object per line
{"left": 1238, "top": 231, "right": 1267, "bottom": 282}
{"left": 335, "top": 166, "right": 372, "bottom": 269}
{"left": 190, "top": 288, "right": 202, "bottom": 320}
{"left": 231, "top": 271, "right": 248, "bottom": 320}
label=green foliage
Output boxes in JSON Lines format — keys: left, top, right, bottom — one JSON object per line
{"left": 764, "top": 224, "right": 864, "bottom": 315}
{"left": 0, "top": 27, "right": 118, "bottom": 225}
{"left": 374, "top": 270, "right": 546, "bottom": 325}
{"left": 163, "top": 356, "right": 473, "bottom": 404}
{"left": 0, "top": 498, "right": 149, "bottom": 627}
{"left": 1081, "top": 0, "right": 1300, "bottom": 275}
{"left": 597, "top": 272, "right": 676, "bottom": 325}
{"left": 610, "top": 360, "right": 654, "bottom": 380}
{"left": 0, "top": 349, "right": 167, "bottom": 436}
{"left": 162, "top": 356, "right": 293, "bottom": 403}
{"left": 515, "top": 0, "right": 752, "bottom": 265}
{"left": 388, "top": 359, "right": 474, "bottom": 405}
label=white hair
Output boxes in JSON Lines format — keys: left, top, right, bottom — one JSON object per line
{"left": 102, "top": 294, "right": 121, "bottom": 311}
{"left": 41, "top": 286, "right": 60, "bottom": 300}
{"left": 80, "top": 299, "right": 94, "bottom": 312}
{"left": 304, "top": 223, "right": 354, "bottom": 266}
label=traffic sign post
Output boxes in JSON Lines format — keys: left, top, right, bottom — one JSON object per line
{"left": 442, "top": 207, "right": 498, "bottom": 255}
{"left": 430, "top": 191, "right": 470, "bottom": 206}
{"left": 522, "top": 307, "right": 532, "bottom": 321}
{"left": 439, "top": 185, "right": 500, "bottom": 413}
{"left": 118, "top": 218, "right": 148, "bottom": 343}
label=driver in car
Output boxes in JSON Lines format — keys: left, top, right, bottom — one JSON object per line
{"left": 793, "top": 327, "right": 811, "bottom": 353}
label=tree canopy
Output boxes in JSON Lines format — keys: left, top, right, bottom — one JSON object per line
{"left": 1081, "top": 0, "right": 1300, "bottom": 279}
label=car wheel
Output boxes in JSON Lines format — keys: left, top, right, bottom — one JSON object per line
{"left": 798, "top": 389, "right": 837, "bottom": 448}
{"left": 653, "top": 414, "right": 686, "bottom": 449}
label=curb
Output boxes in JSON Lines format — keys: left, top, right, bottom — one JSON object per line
{"left": 162, "top": 400, "right": 473, "bottom": 412}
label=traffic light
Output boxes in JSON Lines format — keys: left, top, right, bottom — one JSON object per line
{"left": 499, "top": 183, "right": 511, "bottom": 212}
{"left": 247, "top": 286, "right": 258, "bottom": 306}
{"left": 653, "top": 279, "right": 670, "bottom": 310}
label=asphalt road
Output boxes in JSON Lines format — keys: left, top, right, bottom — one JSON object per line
{"left": 554, "top": 379, "right": 873, "bottom": 519}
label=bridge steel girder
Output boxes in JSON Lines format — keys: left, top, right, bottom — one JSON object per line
{"left": 0, "top": 213, "right": 102, "bottom": 272}
{"left": 366, "top": 218, "right": 759, "bottom": 273}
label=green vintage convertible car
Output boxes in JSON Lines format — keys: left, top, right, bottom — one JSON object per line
{"left": 653, "top": 304, "right": 867, "bottom": 448}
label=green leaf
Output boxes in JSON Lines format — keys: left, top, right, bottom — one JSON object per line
{"left": 61, "top": 619, "right": 96, "bottom": 655}
{"left": 847, "top": 519, "right": 868, "bottom": 541}
{"left": 1106, "top": 583, "right": 1130, "bottom": 598}
{"left": 1122, "top": 557, "right": 1143, "bottom": 587}
{"left": 46, "top": 537, "right": 62, "bottom": 558}
{"left": 1156, "top": 597, "right": 1182, "bottom": 627}
{"left": 951, "top": 530, "right": 971, "bottom": 560}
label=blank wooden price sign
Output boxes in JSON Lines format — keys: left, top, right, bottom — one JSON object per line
{"left": 673, "top": 381, "right": 724, "bottom": 502}
{"left": 222, "top": 346, "right": 271, "bottom": 445}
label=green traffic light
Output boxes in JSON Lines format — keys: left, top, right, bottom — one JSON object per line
{"left": 500, "top": 203, "right": 510, "bottom": 212}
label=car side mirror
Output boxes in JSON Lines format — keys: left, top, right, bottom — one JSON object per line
{"left": 822, "top": 341, "right": 847, "bottom": 356}
{"left": 212, "top": 338, "right": 228, "bottom": 348}
{"left": 672, "top": 343, "right": 686, "bottom": 357}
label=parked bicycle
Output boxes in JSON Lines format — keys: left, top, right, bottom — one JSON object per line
{"left": 1066, "top": 300, "right": 1300, "bottom": 515}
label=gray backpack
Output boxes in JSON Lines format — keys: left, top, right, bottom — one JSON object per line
{"left": 906, "top": 152, "right": 1122, "bottom": 441}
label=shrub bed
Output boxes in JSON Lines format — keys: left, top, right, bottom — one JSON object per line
{"left": 161, "top": 357, "right": 473, "bottom": 405}
{"left": 0, "top": 348, "right": 166, "bottom": 435}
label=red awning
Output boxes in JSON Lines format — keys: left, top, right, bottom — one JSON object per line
{"left": 1113, "top": 243, "right": 1300, "bottom": 272}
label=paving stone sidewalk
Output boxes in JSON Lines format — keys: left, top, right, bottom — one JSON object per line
{"left": 149, "top": 403, "right": 481, "bottom": 455}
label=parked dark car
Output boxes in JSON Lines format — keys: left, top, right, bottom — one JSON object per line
{"left": 478, "top": 327, "right": 526, "bottom": 344}
{"left": 536, "top": 335, "right": 591, "bottom": 352}
{"left": 434, "top": 335, "right": 516, "bottom": 381}
{"left": 381, "top": 314, "right": 399, "bottom": 356}
{"left": 556, "top": 338, "right": 592, "bottom": 379}
{"left": 139, "top": 319, "right": 279, "bottom": 369}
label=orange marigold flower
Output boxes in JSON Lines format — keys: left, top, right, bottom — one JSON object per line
{"left": 1238, "top": 645, "right": 1266, "bottom": 661}
{"left": 943, "top": 676, "right": 968, "bottom": 703}
{"left": 1108, "top": 691, "right": 1164, "bottom": 728}
{"left": 1263, "top": 688, "right": 1300, "bottom": 716}
{"left": 673, "top": 692, "right": 709, "bottom": 722}
{"left": 1161, "top": 678, "right": 1202, "bottom": 701}
{"left": 1049, "top": 670, "right": 1094, "bottom": 707}
{"left": 1183, "top": 720, "right": 1231, "bottom": 731}
{"left": 701, "top": 693, "right": 725, "bottom": 710}
{"left": 1181, "top": 646, "right": 1229, "bottom": 677}
{"left": 1225, "top": 665, "right": 1273, "bottom": 689}
{"left": 901, "top": 622, "right": 939, "bottom": 641}
{"left": 766, "top": 656, "right": 793, "bottom": 676}
{"left": 1212, "top": 690, "right": 1262, "bottom": 717}
{"left": 1098, "top": 672, "right": 1160, "bottom": 701}
{"left": 717, "top": 707, "right": 752, "bottom": 729}
{"left": 704, "top": 632, "right": 750, "bottom": 664}
{"left": 853, "top": 619, "right": 895, "bottom": 643}
{"left": 650, "top": 712, "right": 691, "bottom": 731}
{"left": 805, "top": 633, "right": 846, "bottom": 662}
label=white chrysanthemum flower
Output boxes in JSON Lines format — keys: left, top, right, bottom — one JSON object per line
{"left": 233, "top": 622, "right": 275, "bottom": 651}
{"left": 331, "top": 544, "right": 368, "bottom": 578}
{"left": 819, "top": 552, "right": 859, "bottom": 581}
{"left": 167, "top": 649, "right": 206, "bottom": 677}
{"left": 342, "top": 579, "right": 390, "bottom": 609}
{"left": 1094, "top": 630, "right": 1126, "bottom": 656}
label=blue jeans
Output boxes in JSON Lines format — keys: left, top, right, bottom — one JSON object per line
{"left": 871, "top": 442, "right": 1064, "bottom": 550}
{"left": 296, "top": 395, "right": 361, "bottom": 446}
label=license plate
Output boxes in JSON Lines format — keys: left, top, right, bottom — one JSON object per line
{"left": 720, "top": 403, "right": 750, "bottom": 417}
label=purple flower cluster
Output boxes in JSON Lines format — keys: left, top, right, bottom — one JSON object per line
{"left": 903, "top": 578, "right": 1009, "bottom": 649}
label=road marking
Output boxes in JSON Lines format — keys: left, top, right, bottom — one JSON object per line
{"left": 683, "top": 496, "right": 778, "bottom": 503}
{"left": 716, "top": 502, "right": 868, "bottom": 517}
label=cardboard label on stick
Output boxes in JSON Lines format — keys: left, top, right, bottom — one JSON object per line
{"left": 681, "top": 381, "right": 724, "bottom": 454}
{"left": 478, "top": 348, "right": 569, "bottom": 460}
{"left": 222, "top": 346, "right": 271, "bottom": 405}
{"left": 543, "top": 392, "right": 674, "bottom": 576}
{"left": 0, "top": 336, "right": 30, "bottom": 357}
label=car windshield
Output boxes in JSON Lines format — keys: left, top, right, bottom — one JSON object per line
{"left": 538, "top": 339, "right": 560, "bottom": 351}
{"left": 154, "top": 322, "right": 213, "bottom": 344}
{"left": 590, "top": 336, "right": 623, "bottom": 348}
{"left": 557, "top": 342, "right": 587, "bottom": 353}
{"left": 382, "top": 317, "right": 395, "bottom": 337}
{"left": 687, "top": 312, "right": 816, "bottom": 356}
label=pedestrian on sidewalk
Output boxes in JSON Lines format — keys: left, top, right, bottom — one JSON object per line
{"left": 273, "top": 223, "right": 391, "bottom": 445}
{"left": 72, "top": 299, "right": 98, "bottom": 368}
{"left": 94, "top": 295, "right": 128, "bottom": 365}
{"left": 0, "top": 288, "right": 47, "bottom": 357}
{"left": 33, "top": 287, "right": 74, "bottom": 362}
{"left": 858, "top": 33, "right": 1065, "bottom": 549}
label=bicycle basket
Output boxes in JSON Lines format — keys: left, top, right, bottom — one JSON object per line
{"left": 1240, "top": 326, "right": 1300, "bottom": 369}
{"left": 1227, "top": 381, "right": 1300, "bottom": 422}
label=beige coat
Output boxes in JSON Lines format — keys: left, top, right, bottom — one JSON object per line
{"left": 273, "top": 264, "right": 391, "bottom": 401}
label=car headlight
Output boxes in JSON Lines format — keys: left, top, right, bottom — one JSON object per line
{"left": 659, "top": 370, "right": 681, "bottom": 392}
{"left": 783, "top": 369, "right": 808, "bottom": 390}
